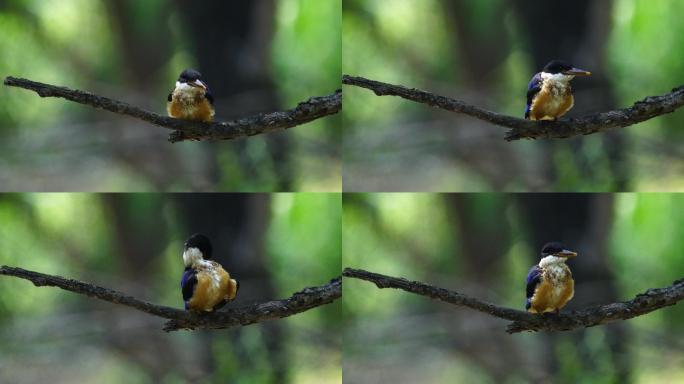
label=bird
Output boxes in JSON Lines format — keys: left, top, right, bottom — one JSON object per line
{"left": 525, "top": 242, "right": 577, "bottom": 314}
{"left": 167, "top": 69, "right": 215, "bottom": 122}
{"left": 180, "top": 233, "right": 239, "bottom": 312}
{"left": 525, "top": 60, "right": 591, "bottom": 121}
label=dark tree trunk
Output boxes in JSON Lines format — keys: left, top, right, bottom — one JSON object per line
{"left": 515, "top": 194, "right": 630, "bottom": 382}
{"left": 512, "top": 0, "right": 629, "bottom": 190}
{"left": 172, "top": 194, "right": 287, "bottom": 383}
{"left": 98, "top": 194, "right": 187, "bottom": 381}
{"left": 102, "top": 1, "right": 183, "bottom": 189}
{"left": 174, "top": 1, "right": 293, "bottom": 191}
{"left": 441, "top": 1, "right": 521, "bottom": 190}
{"left": 443, "top": 195, "right": 523, "bottom": 381}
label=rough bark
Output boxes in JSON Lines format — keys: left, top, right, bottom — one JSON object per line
{"left": 342, "top": 75, "right": 684, "bottom": 141}
{"left": 4, "top": 76, "right": 341, "bottom": 143}
{"left": 343, "top": 268, "right": 684, "bottom": 334}
{"left": 0, "top": 265, "right": 341, "bottom": 332}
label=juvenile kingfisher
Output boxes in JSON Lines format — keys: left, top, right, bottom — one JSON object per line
{"left": 525, "top": 242, "right": 577, "bottom": 314}
{"left": 525, "top": 60, "right": 591, "bottom": 121}
{"left": 180, "top": 233, "right": 239, "bottom": 312}
{"left": 167, "top": 69, "right": 215, "bottom": 122}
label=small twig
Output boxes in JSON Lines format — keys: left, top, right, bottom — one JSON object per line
{"left": 4, "top": 76, "right": 341, "bottom": 143}
{"left": 0, "top": 265, "right": 341, "bottom": 332}
{"left": 342, "top": 268, "right": 684, "bottom": 333}
{"left": 342, "top": 75, "right": 684, "bottom": 141}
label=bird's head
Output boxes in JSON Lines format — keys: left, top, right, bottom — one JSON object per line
{"left": 541, "top": 60, "right": 591, "bottom": 83}
{"left": 541, "top": 242, "right": 578, "bottom": 259}
{"left": 183, "top": 233, "right": 213, "bottom": 267}
{"left": 176, "top": 68, "right": 207, "bottom": 90}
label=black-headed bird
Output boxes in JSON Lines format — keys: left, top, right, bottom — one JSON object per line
{"left": 180, "top": 233, "right": 238, "bottom": 312}
{"left": 167, "top": 69, "right": 215, "bottom": 122}
{"left": 525, "top": 242, "right": 577, "bottom": 314}
{"left": 525, "top": 60, "right": 591, "bottom": 121}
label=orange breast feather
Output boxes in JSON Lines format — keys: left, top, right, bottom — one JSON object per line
{"left": 529, "top": 268, "right": 574, "bottom": 313}
{"left": 529, "top": 85, "right": 574, "bottom": 120}
{"left": 167, "top": 90, "right": 214, "bottom": 122}
{"left": 187, "top": 263, "right": 235, "bottom": 312}
{"left": 187, "top": 273, "right": 215, "bottom": 311}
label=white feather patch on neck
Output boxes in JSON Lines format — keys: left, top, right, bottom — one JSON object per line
{"left": 541, "top": 72, "right": 575, "bottom": 84}
{"left": 175, "top": 82, "right": 196, "bottom": 91}
{"left": 183, "top": 247, "right": 203, "bottom": 267}
{"left": 539, "top": 255, "right": 567, "bottom": 268}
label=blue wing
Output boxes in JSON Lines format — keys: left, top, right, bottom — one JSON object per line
{"left": 525, "top": 73, "right": 542, "bottom": 119}
{"left": 204, "top": 88, "right": 214, "bottom": 105}
{"left": 525, "top": 265, "right": 542, "bottom": 310}
{"left": 181, "top": 268, "right": 197, "bottom": 310}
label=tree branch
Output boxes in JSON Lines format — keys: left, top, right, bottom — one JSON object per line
{"left": 4, "top": 76, "right": 341, "bottom": 143}
{"left": 0, "top": 265, "right": 341, "bottom": 332}
{"left": 342, "top": 75, "right": 684, "bottom": 141}
{"left": 343, "top": 268, "right": 684, "bottom": 334}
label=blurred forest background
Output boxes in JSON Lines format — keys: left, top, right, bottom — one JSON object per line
{"left": 343, "top": 193, "right": 684, "bottom": 383}
{"left": 0, "top": 0, "right": 341, "bottom": 192}
{"left": 343, "top": 0, "right": 684, "bottom": 192}
{"left": 0, "top": 193, "right": 341, "bottom": 383}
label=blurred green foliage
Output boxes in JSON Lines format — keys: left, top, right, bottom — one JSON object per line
{"left": 343, "top": 0, "right": 684, "bottom": 192}
{"left": 0, "top": 193, "right": 341, "bottom": 383}
{"left": 0, "top": 0, "right": 341, "bottom": 192}
{"left": 271, "top": 0, "right": 342, "bottom": 192}
{"left": 268, "top": 193, "right": 341, "bottom": 293}
{"left": 343, "top": 193, "right": 684, "bottom": 383}
{"left": 0, "top": 0, "right": 113, "bottom": 127}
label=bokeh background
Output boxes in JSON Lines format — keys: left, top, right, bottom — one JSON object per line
{"left": 0, "top": 193, "right": 341, "bottom": 383}
{"left": 0, "top": 0, "right": 341, "bottom": 192}
{"left": 343, "top": 0, "right": 684, "bottom": 192}
{"left": 343, "top": 193, "right": 684, "bottom": 383}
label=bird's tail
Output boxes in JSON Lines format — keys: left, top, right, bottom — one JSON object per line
{"left": 213, "top": 278, "right": 239, "bottom": 311}
{"left": 227, "top": 278, "right": 239, "bottom": 300}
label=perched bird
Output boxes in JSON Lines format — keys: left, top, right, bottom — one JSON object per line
{"left": 525, "top": 242, "right": 577, "bottom": 314}
{"left": 180, "top": 233, "right": 239, "bottom": 312}
{"left": 525, "top": 60, "right": 591, "bottom": 121}
{"left": 167, "top": 69, "right": 215, "bottom": 122}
